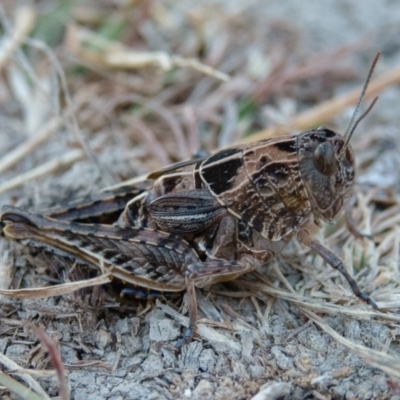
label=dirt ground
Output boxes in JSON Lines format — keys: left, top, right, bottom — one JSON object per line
{"left": 1, "top": 1, "right": 400, "bottom": 399}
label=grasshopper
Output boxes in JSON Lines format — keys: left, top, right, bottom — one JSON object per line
{"left": 0, "top": 54, "right": 380, "bottom": 343}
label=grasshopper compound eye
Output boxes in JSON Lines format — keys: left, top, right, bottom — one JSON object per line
{"left": 313, "top": 142, "right": 337, "bottom": 176}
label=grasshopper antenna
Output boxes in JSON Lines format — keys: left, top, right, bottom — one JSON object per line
{"left": 341, "top": 52, "right": 381, "bottom": 157}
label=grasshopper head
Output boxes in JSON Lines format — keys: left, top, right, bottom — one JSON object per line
{"left": 298, "top": 128, "right": 355, "bottom": 222}
{"left": 297, "top": 52, "right": 380, "bottom": 223}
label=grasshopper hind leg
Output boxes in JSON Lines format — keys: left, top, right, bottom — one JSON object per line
{"left": 176, "top": 259, "right": 254, "bottom": 346}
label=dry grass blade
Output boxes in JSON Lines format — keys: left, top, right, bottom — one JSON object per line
{"left": 243, "top": 59, "right": 400, "bottom": 142}
{"left": 156, "top": 301, "right": 242, "bottom": 351}
{"left": 0, "top": 274, "right": 111, "bottom": 299}
{"left": 7, "top": 369, "right": 57, "bottom": 377}
{"left": 125, "top": 116, "right": 170, "bottom": 166}
{"left": 235, "top": 278, "right": 400, "bottom": 323}
{"left": 171, "top": 55, "right": 230, "bottom": 82}
{"left": 65, "top": 24, "right": 229, "bottom": 81}
{"left": 29, "top": 324, "right": 70, "bottom": 400}
{"left": 0, "top": 6, "right": 35, "bottom": 71}
{"left": 101, "top": 173, "right": 150, "bottom": 192}
{"left": 0, "top": 117, "right": 61, "bottom": 175}
{"left": 22, "top": 37, "right": 101, "bottom": 173}
{"left": 0, "top": 370, "right": 45, "bottom": 400}
{"left": 0, "top": 134, "right": 109, "bottom": 195}
{"left": 0, "top": 352, "right": 50, "bottom": 400}
{"left": 302, "top": 309, "right": 400, "bottom": 380}
{"left": 0, "top": 148, "right": 83, "bottom": 195}
{"left": 108, "top": 93, "right": 190, "bottom": 160}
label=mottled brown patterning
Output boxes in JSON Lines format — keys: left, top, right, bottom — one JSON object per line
{"left": 0, "top": 53, "right": 380, "bottom": 344}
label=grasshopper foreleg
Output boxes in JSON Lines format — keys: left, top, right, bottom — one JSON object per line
{"left": 298, "top": 230, "right": 377, "bottom": 308}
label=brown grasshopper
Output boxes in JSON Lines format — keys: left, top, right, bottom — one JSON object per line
{"left": 1, "top": 54, "right": 380, "bottom": 343}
